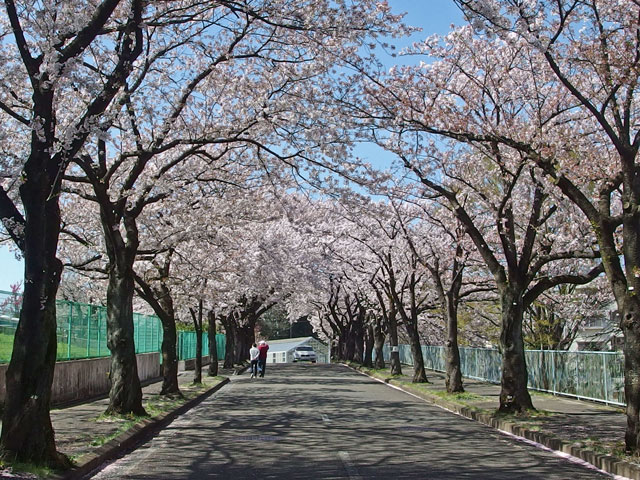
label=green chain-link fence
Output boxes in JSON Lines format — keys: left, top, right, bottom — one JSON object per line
{"left": 177, "top": 331, "right": 226, "bottom": 361}
{"left": 0, "top": 290, "right": 225, "bottom": 363}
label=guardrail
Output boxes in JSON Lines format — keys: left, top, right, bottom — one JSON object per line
{"left": 383, "top": 344, "right": 625, "bottom": 406}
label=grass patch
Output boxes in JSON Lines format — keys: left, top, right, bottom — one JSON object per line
{"left": 361, "top": 366, "right": 395, "bottom": 376}
{"left": 0, "top": 332, "right": 15, "bottom": 362}
{"left": 144, "top": 396, "right": 184, "bottom": 417}
{"left": 357, "top": 364, "right": 410, "bottom": 381}
{"left": 431, "top": 390, "right": 485, "bottom": 402}
{"left": 493, "top": 408, "right": 553, "bottom": 420}
{"left": 0, "top": 459, "right": 52, "bottom": 478}
{"left": 90, "top": 415, "right": 141, "bottom": 447}
{"left": 0, "top": 331, "right": 109, "bottom": 364}
{"left": 570, "top": 437, "right": 633, "bottom": 462}
{"left": 581, "top": 438, "right": 618, "bottom": 455}
{"left": 88, "top": 376, "right": 225, "bottom": 450}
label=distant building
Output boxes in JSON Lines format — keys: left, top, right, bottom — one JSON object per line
{"left": 569, "top": 307, "right": 623, "bottom": 352}
{"left": 265, "top": 336, "right": 329, "bottom": 364}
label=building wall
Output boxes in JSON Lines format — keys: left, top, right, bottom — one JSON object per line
{"left": 0, "top": 352, "right": 161, "bottom": 406}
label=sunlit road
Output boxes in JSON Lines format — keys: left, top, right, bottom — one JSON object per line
{"left": 87, "top": 363, "right": 610, "bottom": 479}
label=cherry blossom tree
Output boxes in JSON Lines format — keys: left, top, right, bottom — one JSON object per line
{"left": 364, "top": 0, "right": 640, "bottom": 450}
{"left": 446, "top": 0, "right": 640, "bottom": 450}
{"left": 59, "top": 0, "right": 405, "bottom": 416}
{"left": 0, "top": 0, "right": 143, "bottom": 466}
{"left": 295, "top": 196, "right": 431, "bottom": 379}
{"left": 134, "top": 248, "right": 182, "bottom": 395}
{"left": 270, "top": 195, "right": 379, "bottom": 366}
{"left": 389, "top": 198, "right": 490, "bottom": 392}
{"left": 129, "top": 166, "right": 276, "bottom": 394}
{"left": 356, "top": 62, "right": 604, "bottom": 409}
{"left": 366, "top": 215, "right": 432, "bottom": 383}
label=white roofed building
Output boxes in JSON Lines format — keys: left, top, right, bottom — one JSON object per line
{"left": 264, "top": 336, "right": 329, "bottom": 364}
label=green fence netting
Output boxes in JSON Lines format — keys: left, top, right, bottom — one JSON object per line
{"left": 384, "top": 344, "right": 625, "bottom": 406}
{"left": 0, "top": 290, "right": 225, "bottom": 363}
{"left": 177, "top": 331, "right": 226, "bottom": 361}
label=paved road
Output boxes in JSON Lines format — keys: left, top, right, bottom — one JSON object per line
{"left": 87, "top": 364, "right": 611, "bottom": 479}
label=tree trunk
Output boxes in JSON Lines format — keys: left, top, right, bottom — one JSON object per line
{"left": 208, "top": 311, "right": 218, "bottom": 377}
{"left": 388, "top": 311, "right": 402, "bottom": 376}
{"left": 104, "top": 265, "right": 146, "bottom": 416}
{"left": 194, "top": 327, "right": 202, "bottom": 384}
{"left": 160, "top": 311, "right": 180, "bottom": 396}
{"left": 498, "top": 288, "right": 533, "bottom": 412}
{"left": 345, "top": 326, "right": 357, "bottom": 361}
{"left": 619, "top": 295, "right": 640, "bottom": 452}
{"left": 445, "top": 294, "right": 464, "bottom": 393}
{"left": 373, "top": 317, "right": 386, "bottom": 369}
{"left": 221, "top": 315, "right": 236, "bottom": 368}
{"left": 97, "top": 188, "right": 146, "bottom": 417}
{"left": 234, "top": 322, "right": 254, "bottom": 364}
{"left": 352, "top": 321, "right": 364, "bottom": 364}
{"left": 405, "top": 322, "right": 428, "bottom": 383}
{"left": 363, "top": 324, "right": 374, "bottom": 368}
{"left": 190, "top": 302, "right": 204, "bottom": 384}
{"left": 338, "top": 333, "right": 348, "bottom": 361}
{"left": 133, "top": 263, "right": 181, "bottom": 398}
{"left": 445, "top": 340, "right": 464, "bottom": 393}
{"left": 0, "top": 177, "right": 68, "bottom": 467}
{"left": 0, "top": 87, "right": 71, "bottom": 467}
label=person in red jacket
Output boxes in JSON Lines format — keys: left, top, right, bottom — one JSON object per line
{"left": 257, "top": 340, "right": 269, "bottom": 378}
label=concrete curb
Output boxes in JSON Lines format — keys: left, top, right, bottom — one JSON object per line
{"left": 55, "top": 377, "right": 230, "bottom": 480}
{"left": 348, "top": 365, "right": 640, "bottom": 480}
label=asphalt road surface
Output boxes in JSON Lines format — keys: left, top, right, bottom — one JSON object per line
{"left": 87, "top": 364, "right": 612, "bottom": 479}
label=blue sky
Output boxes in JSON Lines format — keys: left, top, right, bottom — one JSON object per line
{"left": 0, "top": 247, "right": 22, "bottom": 292}
{"left": 0, "top": 2, "right": 465, "bottom": 292}
{"left": 393, "top": 0, "right": 464, "bottom": 42}
{"left": 378, "top": 1, "right": 465, "bottom": 66}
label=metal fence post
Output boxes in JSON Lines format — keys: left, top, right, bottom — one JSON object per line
{"left": 67, "top": 302, "right": 72, "bottom": 360}
{"left": 134, "top": 316, "right": 139, "bottom": 353}
{"left": 552, "top": 350, "right": 556, "bottom": 396}
{"left": 87, "top": 305, "right": 91, "bottom": 358}
{"left": 157, "top": 317, "right": 162, "bottom": 352}
{"left": 97, "top": 309, "right": 102, "bottom": 357}
{"left": 603, "top": 353, "right": 609, "bottom": 404}
{"left": 575, "top": 354, "right": 580, "bottom": 398}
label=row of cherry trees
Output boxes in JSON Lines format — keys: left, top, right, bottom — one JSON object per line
{"left": 268, "top": 0, "right": 640, "bottom": 454}
{"left": 284, "top": 191, "right": 603, "bottom": 390}
{"left": 0, "top": 0, "right": 406, "bottom": 467}
{"left": 0, "top": 0, "right": 638, "bottom": 467}
{"left": 341, "top": 0, "right": 639, "bottom": 452}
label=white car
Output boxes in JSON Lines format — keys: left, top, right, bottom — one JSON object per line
{"left": 292, "top": 345, "right": 317, "bottom": 363}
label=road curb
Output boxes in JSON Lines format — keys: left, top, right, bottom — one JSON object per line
{"left": 54, "top": 377, "right": 230, "bottom": 480}
{"left": 347, "top": 364, "right": 640, "bottom": 480}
